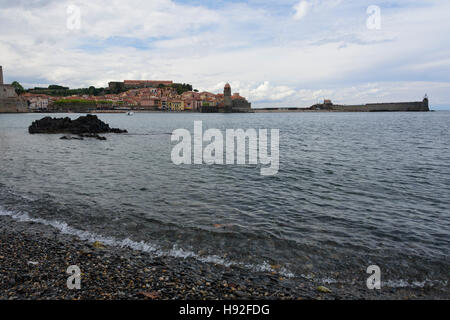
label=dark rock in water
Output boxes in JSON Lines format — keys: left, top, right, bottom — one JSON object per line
{"left": 60, "top": 133, "right": 107, "bottom": 141}
{"left": 60, "top": 135, "right": 84, "bottom": 140}
{"left": 78, "top": 133, "right": 107, "bottom": 140}
{"left": 29, "top": 114, "right": 127, "bottom": 134}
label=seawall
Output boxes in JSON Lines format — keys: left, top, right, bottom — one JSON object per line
{"left": 0, "top": 99, "right": 27, "bottom": 113}
{"left": 331, "top": 101, "right": 429, "bottom": 112}
{"left": 0, "top": 97, "right": 28, "bottom": 113}
{"left": 0, "top": 84, "right": 27, "bottom": 113}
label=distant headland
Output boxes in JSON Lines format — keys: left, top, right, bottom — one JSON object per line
{"left": 0, "top": 65, "right": 430, "bottom": 113}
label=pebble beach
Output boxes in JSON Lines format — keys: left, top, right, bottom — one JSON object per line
{"left": 1, "top": 215, "right": 448, "bottom": 300}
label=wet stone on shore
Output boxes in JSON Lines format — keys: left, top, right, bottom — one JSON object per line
{"left": 0, "top": 216, "right": 447, "bottom": 300}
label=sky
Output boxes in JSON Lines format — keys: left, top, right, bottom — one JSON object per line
{"left": 1, "top": 0, "right": 450, "bottom": 108}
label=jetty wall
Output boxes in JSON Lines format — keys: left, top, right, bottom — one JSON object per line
{"left": 331, "top": 100, "right": 429, "bottom": 112}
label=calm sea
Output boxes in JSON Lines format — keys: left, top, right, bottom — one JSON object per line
{"left": 1, "top": 112, "right": 449, "bottom": 287}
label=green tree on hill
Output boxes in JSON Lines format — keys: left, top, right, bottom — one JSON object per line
{"left": 11, "top": 81, "right": 25, "bottom": 95}
{"left": 48, "top": 85, "right": 69, "bottom": 90}
{"left": 171, "top": 83, "right": 193, "bottom": 94}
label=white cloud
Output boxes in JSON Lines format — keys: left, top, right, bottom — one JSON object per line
{"left": 236, "top": 81, "right": 296, "bottom": 102}
{"left": 202, "top": 81, "right": 295, "bottom": 103}
{"left": 293, "top": 1, "right": 310, "bottom": 20}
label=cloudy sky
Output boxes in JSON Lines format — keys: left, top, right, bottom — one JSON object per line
{"left": 1, "top": 0, "right": 449, "bottom": 108}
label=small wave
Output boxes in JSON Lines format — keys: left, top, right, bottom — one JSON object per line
{"left": 0, "top": 207, "right": 295, "bottom": 278}
{"left": 1, "top": 187, "right": 38, "bottom": 202}
{"left": 125, "top": 133, "right": 172, "bottom": 136}
{"left": 384, "top": 279, "right": 448, "bottom": 288}
{"left": 314, "top": 276, "right": 447, "bottom": 288}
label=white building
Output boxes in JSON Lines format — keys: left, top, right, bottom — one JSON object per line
{"left": 28, "top": 96, "right": 49, "bottom": 111}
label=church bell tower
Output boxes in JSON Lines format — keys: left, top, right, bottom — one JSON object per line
{"left": 224, "top": 83, "right": 233, "bottom": 112}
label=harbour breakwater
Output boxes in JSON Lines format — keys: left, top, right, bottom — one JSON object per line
{"left": 255, "top": 97, "right": 430, "bottom": 113}
{"left": 309, "top": 97, "right": 429, "bottom": 112}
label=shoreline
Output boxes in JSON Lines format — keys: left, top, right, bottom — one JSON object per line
{"left": 1, "top": 215, "right": 447, "bottom": 300}
{"left": 0, "top": 110, "right": 435, "bottom": 114}
{"left": 0, "top": 108, "right": 444, "bottom": 114}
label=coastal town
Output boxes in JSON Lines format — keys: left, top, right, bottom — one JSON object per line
{"left": 0, "top": 66, "right": 252, "bottom": 113}
{"left": 1, "top": 65, "right": 430, "bottom": 113}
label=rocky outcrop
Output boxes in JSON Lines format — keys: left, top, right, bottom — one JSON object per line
{"left": 29, "top": 114, "right": 127, "bottom": 134}
{"left": 60, "top": 133, "right": 107, "bottom": 141}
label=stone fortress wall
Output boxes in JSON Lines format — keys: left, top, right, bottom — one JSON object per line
{"left": 0, "top": 66, "right": 27, "bottom": 113}
{"left": 232, "top": 98, "right": 253, "bottom": 112}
